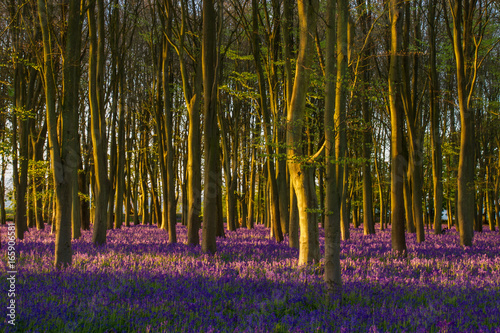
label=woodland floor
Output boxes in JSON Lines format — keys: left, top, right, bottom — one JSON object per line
{"left": 1, "top": 222, "right": 500, "bottom": 332}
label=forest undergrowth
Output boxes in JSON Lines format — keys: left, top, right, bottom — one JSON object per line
{"left": 1, "top": 223, "right": 499, "bottom": 332}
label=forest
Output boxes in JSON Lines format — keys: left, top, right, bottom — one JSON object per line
{"left": 1, "top": 0, "right": 500, "bottom": 332}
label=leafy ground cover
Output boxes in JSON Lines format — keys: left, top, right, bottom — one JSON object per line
{"left": 1, "top": 223, "right": 499, "bottom": 332}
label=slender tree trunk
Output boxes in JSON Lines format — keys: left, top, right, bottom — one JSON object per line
{"left": 451, "top": 0, "right": 474, "bottom": 246}
{"left": 373, "top": 137, "right": 385, "bottom": 230}
{"left": 162, "top": 29, "right": 177, "bottom": 243}
{"left": 324, "top": 0, "right": 342, "bottom": 296}
{"left": 429, "top": 0, "right": 443, "bottom": 234}
{"left": 495, "top": 164, "right": 500, "bottom": 231}
{"left": 400, "top": 1, "right": 424, "bottom": 242}
{"left": 404, "top": 172, "right": 415, "bottom": 233}
{"left": 89, "top": 0, "right": 109, "bottom": 245}
{"left": 251, "top": 0, "right": 283, "bottom": 243}
{"left": 289, "top": 179, "right": 299, "bottom": 248}
{"left": 486, "top": 164, "right": 495, "bottom": 231}
{"left": 12, "top": 37, "right": 30, "bottom": 239}
{"left": 31, "top": 120, "right": 47, "bottom": 230}
{"left": 335, "top": 0, "right": 348, "bottom": 240}
{"left": 340, "top": 161, "right": 350, "bottom": 240}
{"left": 0, "top": 152, "right": 5, "bottom": 225}
{"left": 357, "top": 0, "right": 375, "bottom": 235}
{"left": 107, "top": 102, "right": 117, "bottom": 230}
{"left": 219, "top": 106, "right": 238, "bottom": 232}
{"left": 247, "top": 144, "right": 256, "bottom": 229}
{"left": 38, "top": 0, "right": 81, "bottom": 267}
{"left": 114, "top": 67, "right": 126, "bottom": 229}
{"left": 201, "top": 0, "right": 219, "bottom": 254}
{"left": 186, "top": 66, "right": 202, "bottom": 245}
{"left": 388, "top": 0, "right": 406, "bottom": 256}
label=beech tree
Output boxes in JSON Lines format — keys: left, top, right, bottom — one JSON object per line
{"left": 324, "top": 0, "right": 342, "bottom": 296}
{"left": 38, "top": 0, "right": 82, "bottom": 267}
{"left": 287, "top": 0, "right": 320, "bottom": 265}
{"left": 388, "top": 0, "right": 407, "bottom": 256}
{"left": 201, "top": 0, "right": 219, "bottom": 254}
{"left": 88, "top": 0, "right": 109, "bottom": 246}
{"left": 449, "top": 0, "right": 475, "bottom": 247}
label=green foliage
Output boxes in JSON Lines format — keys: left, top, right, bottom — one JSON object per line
{"left": 226, "top": 48, "right": 254, "bottom": 62}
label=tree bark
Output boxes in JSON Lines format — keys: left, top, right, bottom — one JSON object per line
{"left": 287, "top": 0, "right": 320, "bottom": 265}
{"left": 429, "top": 0, "right": 443, "bottom": 235}
{"left": 201, "top": 0, "right": 219, "bottom": 254}
{"left": 451, "top": 0, "right": 475, "bottom": 246}
{"left": 38, "top": 0, "right": 81, "bottom": 267}
{"left": 89, "top": 0, "right": 109, "bottom": 245}
{"left": 388, "top": 0, "right": 407, "bottom": 256}
{"left": 356, "top": 0, "right": 376, "bottom": 235}
{"left": 162, "top": 16, "right": 177, "bottom": 243}
{"left": 247, "top": 144, "right": 256, "bottom": 229}
{"left": 251, "top": 0, "right": 283, "bottom": 242}
{"left": 324, "top": 0, "right": 342, "bottom": 296}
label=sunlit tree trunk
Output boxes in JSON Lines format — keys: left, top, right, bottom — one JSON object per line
{"left": 450, "top": 0, "right": 475, "bottom": 246}
{"left": 335, "top": 0, "right": 348, "bottom": 241}
{"left": 186, "top": 67, "right": 202, "bottom": 245}
{"left": 388, "top": 0, "right": 406, "bottom": 256}
{"left": 80, "top": 119, "right": 91, "bottom": 231}
{"left": 324, "top": 0, "right": 342, "bottom": 296}
{"left": 340, "top": 159, "right": 350, "bottom": 240}
{"left": 287, "top": 0, "right": 320, "bottom": 265}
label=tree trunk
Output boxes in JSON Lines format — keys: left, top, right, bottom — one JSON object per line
{"left": 38, "top": 0, "right": 81, "bottom": 267}
{"left": 404, "top": 172, "right": 415, "bottom": 233}
{"left": 114, "top": 68, "right": 126, "bottom": 229}
{"left": 89, "top": 0, "right": 109, "bottom": 245}
{"left": 201, "top": 0, "right": 219, "bottom": 254}
{"left": 247, "top": 145, "right": 256, "bottom": 229}
{"left": 400, "top": 1, "right": 424, "bottom": 243}
{"left": 13, "top": 63, "right": 30, "bottom": 240}
{"left": 495, "top": 166, "right": 500, "bottom": 231}
{"left": 429, "top": 0, "right": 443, "bottom": 235}
{"left": 451, "top": 0, "right": 474, "bottom": 246}
{"left": 289, "top": 179, "right": 299, "bottom": 249}
{"left": 251, "top": 0, "right": 283, "bottom": 243}
{"left": 161, "top": 20, "right": 177, "bottom": 243}
{"left": 388, "top": 0, "right": 406, "bottom": 256}
{"left": 287, "top": 0, "right": 320, "bottom": 265}
{"left": 359, "top": 0, "right": 375, "bottom": 235}
{"left": 340, "top": 161, "right": 350, "bottom": 240}
{"left": 324, "top": 0, "right": 342, "bottom": 297}
{"left": 335, "top": 0, "right": 348, "bottom": 240}
{"left": 374, "top": 137, "right": 385, "bottom": 230}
